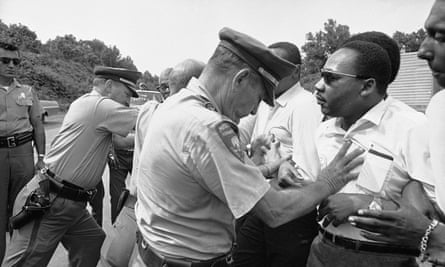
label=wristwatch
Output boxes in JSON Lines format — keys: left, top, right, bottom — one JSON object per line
{"left": 38, "top": 154, "right": 45, "bottom": 159}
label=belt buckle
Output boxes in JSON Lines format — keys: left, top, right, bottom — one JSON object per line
{"left": 7, "top": 136, "right": 16, "bottom": 148}
{"left": 86, "top": 188, "right": 97, "bottom": 200}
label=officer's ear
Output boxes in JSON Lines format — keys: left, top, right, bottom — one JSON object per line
{"left": 104, "top": 79, "right": 114, "bottom": 96}
{"left": 231, "top": 68, "right": 251, "bottom": 93}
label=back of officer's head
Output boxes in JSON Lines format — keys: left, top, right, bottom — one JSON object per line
{"left": 341, "top": 40, "right": 391, "bottom": 95}
{"left": 344, "top": 32, "right": 400, "bottom": 84}
{"left": 169, "top": 59, "right": 205, "bottom": 95}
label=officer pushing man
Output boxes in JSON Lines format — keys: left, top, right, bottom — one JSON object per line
{"left": 134, "top": 27, "right": 364, "bottom": 267}
{"left": 4, "top": 66, "right": 141, "bottom": 267}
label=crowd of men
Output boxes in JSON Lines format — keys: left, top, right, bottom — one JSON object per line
{"left": 1, "top": 0, "right": 445, "bottom": 266}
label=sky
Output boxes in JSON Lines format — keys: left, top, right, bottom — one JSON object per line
{"left": 0, "top": 0, "right": 435, "bottom": 76}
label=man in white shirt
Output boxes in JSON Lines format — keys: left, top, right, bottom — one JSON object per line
{"left": 235, "top": 42, "right": 322, "bottom": 267}
{"left": 307, "top": 40, "right": 426, "bottom": 267}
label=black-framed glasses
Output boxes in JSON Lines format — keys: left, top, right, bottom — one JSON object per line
{"left": 156, "top": 83, "right": 169, "bottom": 91}
{"left": 320, "top": 68, "right": 369, "bottom": 85}
{"left": 0, "top": 57, "right": 20, "bottom": 66}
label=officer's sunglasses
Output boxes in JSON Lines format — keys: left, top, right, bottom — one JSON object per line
{"left": 320, "top": 68, "right": 369, "bottom": 85}
{"left": 0, "top": 57, "right": 21, "bottom": 66}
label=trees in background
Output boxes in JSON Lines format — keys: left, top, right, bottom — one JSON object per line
{"left": 0, "top": 20, "right": 158, "bottom": 105}
{"left": 0, "top": 18, "right": 426, "bottom": 103}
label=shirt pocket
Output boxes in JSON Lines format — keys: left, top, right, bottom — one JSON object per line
{"left": 16, "top": 94, "right": 33, "bottom": 106}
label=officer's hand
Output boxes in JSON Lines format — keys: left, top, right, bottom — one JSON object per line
{"left": 250, "top": 134, "right": 272, "bottom": 165}
{"left": 318, "top": 140, "right": 364, "bottom": 194}
{"left": 319, "top": 193, "right": 370, "bottom": 227}
{"left": 277, "top": 160, "right": 308, "bottom": 188}
{"left": 348, "top": 195, "right": 431, "bottom": 247}
{"left": 259, "top": 155, "right": 291, "bottom": 179}
{"left": 35, "top": 158, "right": 45, "bottom": 171}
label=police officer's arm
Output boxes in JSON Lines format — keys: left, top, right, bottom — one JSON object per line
{"left": 97, "top": 100, "right": 138, "bottom": 137}
{"left": 112, "top": 134, "right": 135, "bottom": 150}
{"left": 252, "top": 141, "right": 364, "bottom": 228}
{"left": 29, "top": 89, "right": 45, "bottom": 169}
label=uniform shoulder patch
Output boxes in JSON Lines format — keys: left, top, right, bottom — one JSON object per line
{"left": 215, "top": 121, "right": 244, "bottom": 162}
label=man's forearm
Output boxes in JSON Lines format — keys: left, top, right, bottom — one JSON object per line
{"left": 32, "top": 119, "right": 46, "bottom": 155}
{"left": 255, "top": 180, "right": 333, "bottom": 228}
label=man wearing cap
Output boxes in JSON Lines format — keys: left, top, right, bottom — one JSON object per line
{"left": 0, "top": 41, "right": 46, "bottom": 263}
{"left": 133, "top": 27, "right": 364, "bottom": 267}
{"left": 101, "top": 58, "right": 205, "bottom": 267}
{"left": 4, "top": 66, "right": 140, "bottom": 267}
{"left": 234, "top": 41, "right": 322, "bottom": 267}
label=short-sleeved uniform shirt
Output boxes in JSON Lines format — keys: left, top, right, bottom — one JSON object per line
{"left": 316, "top": 96, "right": 426, "bottom": 240}
{"left": 128, "top": 100, "right": 160, "bottom": 196}
{"left": 239, "top": 82, "right": 322, "bottom": 180}
{"left": 0, "top": 79, "right": 42, "bottom": 136}
{"left": 45, "top": 91, "right": 138, "bottom": 188}
{"left": 135, "top": 78, "right": 270, "bottom": 260}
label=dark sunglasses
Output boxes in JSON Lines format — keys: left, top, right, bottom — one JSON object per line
{"left": 320, "top": 68, "right": 369, "bottom": 85}
{"left": 156, "top": 83, "right": 169, "bottom": 91}
{"left": 0, "top": 57, "right": 21, "bottom": 66}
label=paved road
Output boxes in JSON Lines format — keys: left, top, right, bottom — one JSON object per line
{"left": 5, "top": 112, "right": 116, "bottom": 267}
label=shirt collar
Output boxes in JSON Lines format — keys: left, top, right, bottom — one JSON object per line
{"left": 186, "top": 77, "right": 222, "bottom": 114}
{"left": 275, "top": 82, "right": 304, "bottom": 107}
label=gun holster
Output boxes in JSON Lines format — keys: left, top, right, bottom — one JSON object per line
{"left": 115, "top": 189, "right": 130, "bottom": 218}
{"left": 10, "top": 180, "right": 51, "bottom": 230}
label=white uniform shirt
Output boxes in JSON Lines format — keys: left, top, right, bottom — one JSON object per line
{"left": 316, "top": 96, "right": 426, "bottom": 240}
{"left": 127, "top": 100, "right": 160, "bottom": 196}
{"left": 239, "top": 83, "right": 322, "bottom": 180}
{"left": 135, "top": 78, "right": 270, "bottom": 260}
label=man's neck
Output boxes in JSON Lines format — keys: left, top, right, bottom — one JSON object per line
{"left": 0, "top": 76, "right": 13, "bottom": 87}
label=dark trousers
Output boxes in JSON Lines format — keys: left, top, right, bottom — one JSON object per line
{"left": 5, "top": 175, "right": 105, "bottom": 267}
{"left": 233, "top": 210, "right": 318, "bottom": 267}
{"left": 89, "top": 149, "right": 133, "bottom": 226}
{"left": 0, "top": 142, "right": 34, "bottom": 263}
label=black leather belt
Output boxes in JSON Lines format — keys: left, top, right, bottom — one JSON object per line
{"left": 0, "top": 131, "right": 33, "bottom": 148}
{"left": 42, "top": 168, "right": 97, "bottom": 202}
{"left": 136, "top": 231, "right": 232, "bottom": 267}
{"left": 319, "top": 228, "right": 419, "bottom": 256}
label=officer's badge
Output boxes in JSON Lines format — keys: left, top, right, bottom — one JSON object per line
{"left": 215, "top": 121, "right": 244, "bottom": 162}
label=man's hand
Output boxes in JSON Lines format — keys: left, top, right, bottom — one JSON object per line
{"left": 250, "top": 134, "right": 272, "bottom": 165}
{"left": 276, "top": 160, "right": 313, "bottom": 188}
{"left": 318, "top": 140, "right": 364, "bottom": 194}
{"left": 348, "top": 195, "right": 431, "bottom": 247}
{"left": 35, "top": 158, "right": 45, "bottom": 171}
{"left": 319, "top": 193, "right": 370, "bottom": 227}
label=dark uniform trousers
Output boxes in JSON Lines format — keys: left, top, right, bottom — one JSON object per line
{"left": 4, "top": 175, "right": 106, "bottom": 267}
{"left": 0, "top": 141, "right": 34, "bottom": 261}
{"left": 90, "top": 149, "right": 133, "bottom": 226}
{"left": 232, "top": 210, "right": 318, "bottom": 267}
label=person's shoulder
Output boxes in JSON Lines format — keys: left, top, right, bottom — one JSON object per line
{"left": 386, "top": 97, "right": 426, "bottom": 125}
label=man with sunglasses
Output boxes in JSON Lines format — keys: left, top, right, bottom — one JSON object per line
{"left": 347, "top": 1, "right": 445, "bottom": 265}
{"left": 0, "top": 41, "right": 46, "bottom": 263}
{"left": 4, "top": 66, "right": 140, "bottom": 267}
{"left": 307, "top": 41, "right": 426, "bottom": 266}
